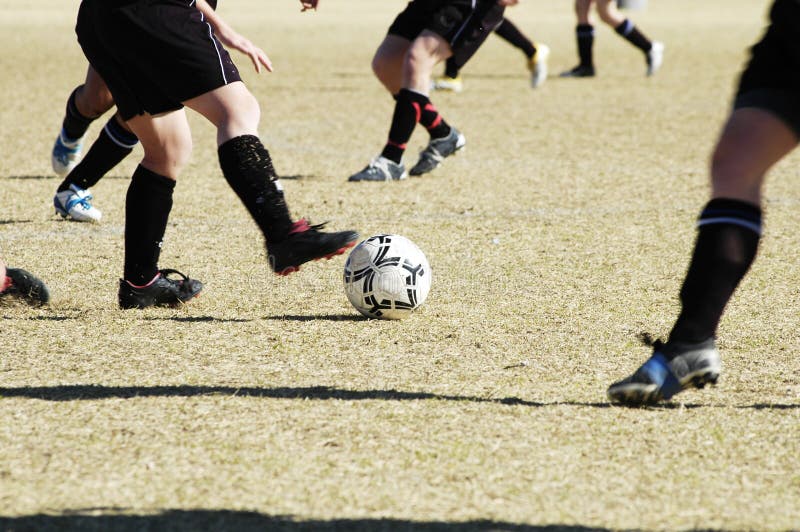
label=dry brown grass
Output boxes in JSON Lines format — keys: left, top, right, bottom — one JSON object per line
{"left": 1, "top": 1, "right": 799, "bottom": 530}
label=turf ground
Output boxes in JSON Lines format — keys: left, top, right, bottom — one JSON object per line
{"left": 1, "top": 0, "right": 799, "bottom": 530}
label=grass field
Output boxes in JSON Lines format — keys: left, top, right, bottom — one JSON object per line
{"left": 2, "top": 1, "right": 799, "bottom": 530}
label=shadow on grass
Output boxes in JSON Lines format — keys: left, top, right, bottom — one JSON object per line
{"left": 266, "top": 314, "right": 367, "bottom": 322}
{"left": 143, "top": 316, "right": 253, "bottom": 323}
{"left": 0, "top": 511, "right": 612, "bottom": 532}
{"left": 0, "top": 384, "right": 609, "bottom": 408}
{"left": 0, "top": 218, "right": 33, "bottom": 225}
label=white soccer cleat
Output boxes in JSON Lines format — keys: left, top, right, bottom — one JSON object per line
{"left": 529, "top": 43, "right": 550, "bottom": 88}
{"left": 51, "top": 128, "right": 85, "bottom": 178}
{"left": 54, "top": 184, "right": 102, "bottom": 222}
{"left": 647, "top": 41, "right": 664, "bottom": 76}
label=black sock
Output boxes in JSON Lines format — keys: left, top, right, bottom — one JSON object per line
{"left": 58, "top": 116, "right": 138, "bottom": 192}
{"left": 380, "top": 88, "right": 427, "bottom": 164}
{"left": 576, "top": 24, "right": 595, "bottom": 68}
{"left": 62, "top": 87, "right": 95, "bottom": 141}
{"left": 418, "top": 99, "right": 451, "bottom": 140}
{"left": 614, "top": 19, "right": 652, "bottom": 53}
{"left": 124, "top": 166, "right": 175, "bottom": 285}
{"left": 444, "top": 57, "right": 460, "bottom": 79}
{"left": 494, "top": 18, "right": 537, "bottom": 59}
{"left": 668, "top": 198, "right": 762, "bottom": 347}
{"left": 218, "top": 135, "right": 293, "bottom": 243}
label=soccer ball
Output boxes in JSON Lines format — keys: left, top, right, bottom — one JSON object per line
{"left": 343, "top": 234, "right": 432, "bottom": 319}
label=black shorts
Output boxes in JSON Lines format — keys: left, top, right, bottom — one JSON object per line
{"left": 388, "top": 0, "right": 505, "bottom": 70}
{"left": 734, "top": 0, "right": 800, "bottom": 136}
{"left": 76, "top": 0, "right": 241, "bottom": 121}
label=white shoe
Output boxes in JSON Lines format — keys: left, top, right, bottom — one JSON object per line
{"left": 51, "top": 128, "right": 85, "bottom": 178}
{"left": 647, "top": 41, "right": 664, "bottom": 76}
{"left": 54, "top": 184, "right": 102, "bottom": 222}
{"left": 529, "top": 43, "right": 550, "bottom": 88}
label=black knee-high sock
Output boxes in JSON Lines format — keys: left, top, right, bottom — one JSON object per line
{"left": 62, "top": 87, "right": 95, "bottom": 141}
{"left": 668, "top": 198, "right": 762, "bottom": 347}
{"left": 124, "top": 166, "right": 175, "bottom": 285}
{"left": 218, "top": 135, "right": 293, "bottom": 243}
{"left": 614, "top": 19, "right": 652, "bottom": 53}
{"left": 576, "top": 24, "right": 595, "bottom": 68}
{"left": 494, "top": 18, "right": 537, "bottom": 59}
{"left": 58, "top": 116, "right": 138, "bottom": 192}
{"left": 444, "top": 57, "right": 460, "bottom": 79}
{"left": 380, "top": 88, "right": 428, "bottom": 164}
{"left": 418, "top": 99, "right": 451, "bottom": 140}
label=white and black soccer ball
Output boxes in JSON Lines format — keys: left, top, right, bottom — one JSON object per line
{"left": 343, "top": 234, "right": 431, "bottom": 320}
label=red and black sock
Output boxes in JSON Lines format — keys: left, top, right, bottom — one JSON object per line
{"left": 218, "top": 135, "right": 293, "bottom": 242}
{"left": 668, "top": 198, "right": 762, "bottom": 347}
{"left": 123, "top": 166, "right": 175, "bottom": 285}
{"left": 58, "top": 115, "right": 138, "bottom": 192}
{"left": 381, "top": 89, "right": 429, "bottom": 164}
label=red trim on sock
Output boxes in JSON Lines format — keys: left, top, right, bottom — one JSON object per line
{"left": 289, "top": 218, "right": 310, "bottom": 235}
{"left": 386, "top": 140, "right": 407, "bottom": 149}
{"left": 411, "top": 102, "right": 422, "bottom": 123}
{"left": 1, "top": 276, "right": 10, "bottom": 293}
{"left": 428, "top": 115, "right": 442, "bottom": 128}
{"left": 126, "top": 272, "right": 161, "bottom": 289}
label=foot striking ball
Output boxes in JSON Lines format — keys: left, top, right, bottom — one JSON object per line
{"left": 343, "top": 234, "right": 431, "bottom": 319}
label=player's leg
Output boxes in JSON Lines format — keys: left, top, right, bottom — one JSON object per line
{"left": 54, "top": 112, "right": 139, "bottom": 223}
{"left": 403, "top": 31, "right": 467, "bottom": 176}
{"left": 372, "top": 35, "right": 411, "bottom": 95}
{"left": 52, "top": 65, "right": 116, "bottom": 177}
{"left": 561, "top": 0, "right": 595, "bottom": 77}
{"left": 494, "top": 19, "right": 550, "bottom": 88}
{"left": 185, "top": 82, "right": 358, "bottom": 275}
{"left": 608, "top": 0, "right": 800, "bottom": 405}
{"left": 596, "top": 0, "right": 663, "bottom": 76}
{"left": 115, "top": 109, "right": 203, "bottom": 309}
{"left": 608, "top": 109, "right": 797, "bottom": 405}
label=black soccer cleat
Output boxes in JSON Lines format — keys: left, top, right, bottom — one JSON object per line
{"left": 559, "top": 64, "right": 596, "bottom": 78}
{"left": 118, "top": 269, "right": 203, "bottom": 309}
{"left": 267, "top": 219, "right": 359, "bottom": 276}
{"left": 2, "top": 268, "right": 50, "bottom": 306}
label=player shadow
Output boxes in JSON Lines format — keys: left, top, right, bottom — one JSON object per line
{"left": 0, "top": 383, "right": 609, "bottom": 408}
{"left": 143, "top": 316, "right": 253, "bottom": 323}
{"left": 265, "top": 313, "right": 367, "bottom": 322}
{"left": 0, "top": 218, "right": 33, "bottom": 225}
{"left": 0, "top": 510, "right": 614, "bottom": 531}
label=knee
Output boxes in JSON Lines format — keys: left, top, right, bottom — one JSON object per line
{"left": 371, "top": 54, "right": 391, "bottom": 85}
{"left": 225, "top": 90, "right": 261, "bottom": 135}
{"left": 597, "top": 4, "right": 620, "bottom": 25}
{"left": 404, "top": 46, "right": 434, "bottom": 76}
{"left": 144, "top": 134, "right": 193, "bottom": 178}
{"left": 75, "top": 84, "right": 115, "bottom": 118}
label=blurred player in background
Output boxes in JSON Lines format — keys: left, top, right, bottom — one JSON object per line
{"left": 432, "top": 18, "right": 550, "bottom": 92}
{"left": 608, "top": 0, "right": 799, "bottom": 405}
{"left": 560, "top": 0, "right": 663, "bottom": 78}
{"left": 348, "top": 0, "right": 519, "bottom": 182}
